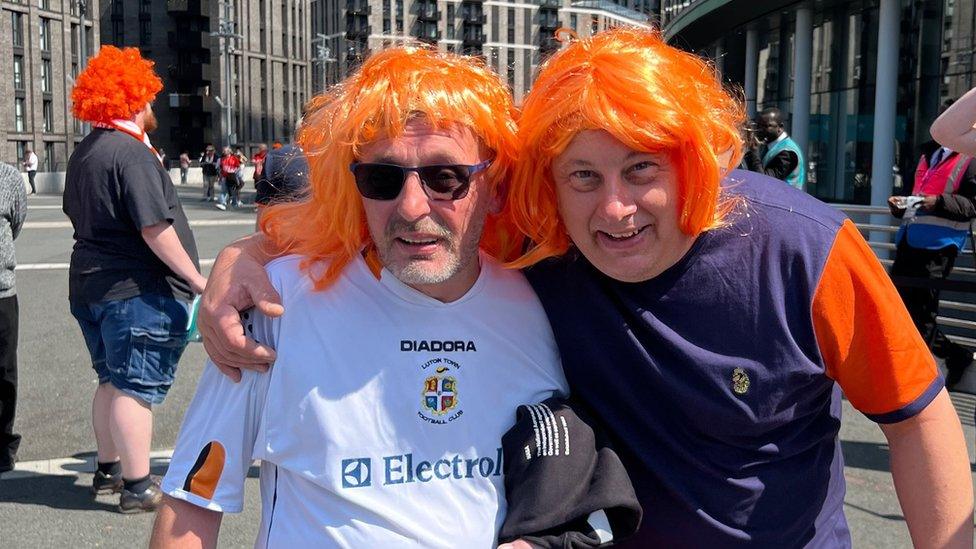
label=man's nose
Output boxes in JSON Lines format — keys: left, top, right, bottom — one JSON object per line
{"left": 396, "top": 172, "right": 432, "bottom": 221}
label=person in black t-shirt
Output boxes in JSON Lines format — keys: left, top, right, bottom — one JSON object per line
{"left": 65, "top": 46, "right": 207, "bottom": 514}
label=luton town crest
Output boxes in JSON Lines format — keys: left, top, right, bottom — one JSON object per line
{"left": 423, "top": 367, "right": 458, "bottom": 415}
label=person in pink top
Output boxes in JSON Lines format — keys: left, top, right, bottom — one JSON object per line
{"left": 888, "top": 109, "right": 976, "bottom": 388}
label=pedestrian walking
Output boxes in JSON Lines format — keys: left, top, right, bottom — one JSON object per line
{"left": 0, "top": 162, "right": 27, "bottom": 477}
{"left": 888, "top": 135, "right": 976, "bottom": 389}
{"left": 215, "top": 146, "right": 240, "bottom": 211}
{"left": 251, "top": 143, "right": 268, "bottom": 183}
{"left": 199, "top": 146, "right": 219, "bottom": 201}
{"left": 178, "top": 151, "right": 190, "bottom": 185}
{"left": 21, "top": 149, "right": 37, "bottom": 195}
{"left": 65, "top": 46, "right": 206, "bottom": 513}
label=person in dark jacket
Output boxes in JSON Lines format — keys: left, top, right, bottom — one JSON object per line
{"left": 889, "top": 140, "right": 976, "bottom": 388}
{"left": 743, "top": 107, "right": 806, "bottom": 189}
{"left": 0, "top": 162, "right": 26, "bottom": 475}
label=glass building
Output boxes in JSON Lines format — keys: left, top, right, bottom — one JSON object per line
{"left": 663, "top": 0, "right": 976, "bottom": 206}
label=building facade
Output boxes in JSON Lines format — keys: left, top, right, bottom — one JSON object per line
{"left": 1, "top": 0, "right": 96, "bottom": 169}
{"left": 310, "top": 0, "right": 655, "bottom": 103}
{"left": 663, "top": 0, "right": 976, "bottom": 207}
{"left": 101, "top": 0, "right": 312, "bottom": 161}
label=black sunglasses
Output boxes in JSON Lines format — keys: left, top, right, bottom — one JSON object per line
{"left": 348, "top": 160, "right": 492, "bottom": 201}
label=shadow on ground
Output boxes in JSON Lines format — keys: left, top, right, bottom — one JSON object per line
{"left": 0, "top": 451, "right": 258, "bottom": 513}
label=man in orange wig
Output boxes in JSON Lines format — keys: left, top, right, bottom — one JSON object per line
{"left": 65, "top": 46, "right": 206, "bottom": 513}
{"left": 196, "top": 29, "right": 972, "bottom": 548}
{"left": 150, "top": 46, "right": 568, "bottom": 547}
{"left": 506, "top": 28, "right": 971, "bottom": 548}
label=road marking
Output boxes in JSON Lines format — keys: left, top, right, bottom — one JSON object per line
{"left": 18, "top": 258, "right": 217, "bottom": 271}
{"left": 26, "top": 205, "right": 64, "bottom": 210}
{"left": 23, "top": 219, "right": 254, "bottom": 229}
{"left": 0, "top": 449, "right": 174, "bottom": 481}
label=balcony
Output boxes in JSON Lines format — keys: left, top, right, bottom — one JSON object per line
{"left": 417, "top": 29, "right": 442, "bottom": 44}
{"left": 462, "top": 30, "right": 485, "bottom": 46}
{"left": 539, "top": 14, "right": 559, "bottom": 30}
{"left": 346, "top": 1, "right": 371, "bottom": 16}
{"left": 166, "top": 0, "right": 210, "bottom": 14}
{"left": 417, "top": 8, "right": 441, "bottom": 21}
{"left": 168, "top": 31, "right": 204, "bottom": 50}
{"left": 346, "top": 25, "right": 370, "bottom": 40}
{"left": 461, "top": 12, "right": 486, "bottom": 24}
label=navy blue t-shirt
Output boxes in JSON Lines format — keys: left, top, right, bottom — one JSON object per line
{"left": 525, "top": 170, "right": 941, "bottom": 548}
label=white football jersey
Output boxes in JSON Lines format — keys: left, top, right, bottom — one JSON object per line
{"left": 162, "top": 253, "right": 569, "bottom": 548}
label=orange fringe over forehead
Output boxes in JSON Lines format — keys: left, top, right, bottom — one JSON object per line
{"left": 71, "top": 46, "right": 162, "bottom": 123}
{"left": 260, "top": 45, "right": 521, "bottom": 291}
{"left": 508, "top": 27, "right": 745, "bottom": 268}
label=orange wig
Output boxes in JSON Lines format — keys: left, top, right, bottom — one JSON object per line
{"left": 260, "top": 45, "right": 520, "bottom": 290}
{"left": 509, "top": 27, "right": 745, "bottom": 268}
{"left": 71, "top": 46, "right": 163, "bottom": 123}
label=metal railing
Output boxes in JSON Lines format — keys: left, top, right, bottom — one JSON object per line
{"left": 835, "top": 204, "right": 976, "bottom": 348}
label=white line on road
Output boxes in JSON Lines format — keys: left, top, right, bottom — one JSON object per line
{"left": 0, "top": 449, "right": 174, "bottom": 481}
{"left": 26, "top": 205, "right": 64, "bottom": 210}
{"left": 18, "top": 258, "right": 217, "bottom": 271}
{"left": 23, "top": 219, "right": 254, "bottom": 229}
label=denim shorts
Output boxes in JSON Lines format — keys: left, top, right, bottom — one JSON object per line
{"left": 71, "top": 294, "right": 190, "bottom": 405}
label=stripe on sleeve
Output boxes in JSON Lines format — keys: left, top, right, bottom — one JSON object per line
{"left": 182, "top": 441, "right": 227, "bottom": 500}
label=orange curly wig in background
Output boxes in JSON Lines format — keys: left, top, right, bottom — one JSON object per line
{"left": 71, "top": 46, "right": 162, "bottom": 123}
{"left": 508, "top": 27, "right": 745, "bottom": 268}
{"left": 259, "top": 45, "right": 521, "bottom": 291}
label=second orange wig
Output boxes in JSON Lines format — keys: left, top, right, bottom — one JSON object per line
{"left": 509, "top": 27, "right": 745, "bottom": 268}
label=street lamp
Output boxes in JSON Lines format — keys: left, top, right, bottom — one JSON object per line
{"left": 211, "top": 0, "right": 243, "bottom": 147}
{"left": 311, "top": 34, "right": 338, "bottom": 93}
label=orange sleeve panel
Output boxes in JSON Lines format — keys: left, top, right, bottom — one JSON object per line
{"left": 182, "top": 441, "right": 227, "bottom": 501}
{"left": 812, "top": 219, "right": 940, "bottom": 418}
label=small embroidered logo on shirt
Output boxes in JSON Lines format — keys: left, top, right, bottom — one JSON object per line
{"left": 418, "top": 357, "right": 464, "bottom": 424}
{"left": 732, "top": 367, "right": 750, "bottom": 395}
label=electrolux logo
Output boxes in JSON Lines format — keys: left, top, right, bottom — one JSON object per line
{"left": 341, "top": 457, "right": 372, "bottom": 488}
{"left": 339, "top": 449, "right": 503, "bottom": 490}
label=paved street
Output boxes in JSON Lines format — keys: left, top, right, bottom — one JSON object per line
{"left": 0, "top": 184, "right": 974, "bottom": 547}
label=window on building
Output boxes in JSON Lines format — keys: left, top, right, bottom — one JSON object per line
{"left": 11, "top": 12, "right": 24, "bottom": 47}
{"left": 112, "top": 19, "right": 124, "bottom": 44}
{"left": 13, "top": 56, "right": 24, "bottom": 91}
{"left": 140, "top": 19, "right": 151, "bottom": 45}
{"left": 507, "top": 9, "right": 515, "bottom": 42}
{"left": 112, "top": 0, "right": 123, "bottom": 17}
{"left": 44, "top": 142, "right": 55, "bottom": 171}
{"left": 14, "top": 98, "right": 26, "bottom": 133}
{"left": 140, "top": 0, "right": 151, "bottom": 16}
{"left": 507, "top": 49, "right": 515, "bottom": 87}
{"left": 570, "top": 13, "right": 577, "bottom": 29}
{"left": 40, "top": 18, "right": 51, "bottom": 52}
{"left": 15, "top": 142, "right": 28, "bottom": 165}
{"left": 43, "top": 100, "right": 53, "bottom": 132}
{"left": 41, "top": 59, "right": 52, "bottom": 93}
{"left": 39, "top": 0, "right": 50, "bottom": 10}
{"left": 71, "top": 23, "right": 78, "bottom": 56}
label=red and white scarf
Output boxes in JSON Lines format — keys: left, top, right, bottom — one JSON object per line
{"left": 93, "top": 119, "right": 162, "bottom": 165}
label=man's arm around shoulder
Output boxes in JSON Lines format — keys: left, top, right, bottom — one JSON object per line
{"left": 150, "top": 495, "right": 222, "bottom": 549}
